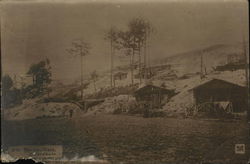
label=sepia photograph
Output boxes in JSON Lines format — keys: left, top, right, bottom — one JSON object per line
{"left": 1, "top": 0, "right": 249, "bottom": 163}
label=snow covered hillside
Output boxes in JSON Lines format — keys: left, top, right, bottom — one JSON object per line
{"left": 4, "top": 100, "right": 82, "bottom": 120}
{"left": 3, "top": 43, "right": 248, "bottom": 119}
{"left": 62, "top": 43, "right": 247, "bottom": 98}
{"left": 153, "top": 44, "right": 246, "bottom": 76}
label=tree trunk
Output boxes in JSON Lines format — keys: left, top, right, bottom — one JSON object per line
{"left": 144, "top": 34, "right": 147, "bottom": 80}
{"left": 131, "top": 48, "right": 134, "bottom": 85}
{"left": 110, "top": 39, "right": 113, "bottom": 88}
{"left": 243, "top": 39, "right": 250, "bottom": 122}
{"left": 138, "top": 42, "right": 142, "bottom": 84}
{"left": 47, "top": 88, "right": 50, "bottom": 98}
{"left": 32, "top": 75, "right": 35, "bottom": 85}
{"left": 80, "top": 50, "right": 83, "bottom": 100}
{"left": 93, "top": 80, "right": 96, "bottom": 92}
{"left": 129, "top": 52, "right": 132, "bottom": 84}
{"left": 200, "top": 54, "right": 203, "bottom": 79}
{"left": 113, "top": 49, "right": 116, "bottom": 87}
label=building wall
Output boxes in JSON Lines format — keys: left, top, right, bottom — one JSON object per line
{"left": 114, "top": 74, "right": 127, "bottom": 80}
{"left": 135, "top": 93, "right": 165, "bottom": 108}
{"left": 193, "top": 87, "right": 247, "bottom": 112}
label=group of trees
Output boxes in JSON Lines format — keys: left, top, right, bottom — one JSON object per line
{"left": 2, "top": 59, "right": 52, "bottom": 108}
{"left": 27, "top": 58, "right": 52, "bottom": 94}
{"left": 66, "top": 17, "right": 153, "bottom": 100}
{"left": 106, "top": 18, "right": 154, "bottom": 86}
{"left": 2, "top": 18, "right": 153, "bottom": 107}
{"left": 2, "top": 75, "right": 22, "bottom": 108}
{"left": 67, "top": 39, "right": 91, "bottom": 99}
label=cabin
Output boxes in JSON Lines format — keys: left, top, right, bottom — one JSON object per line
{"left": 114, "top": 72, "right": 128, "bottom": 80}
{"left": 215, "top": 54, "right": 247, "bottom": 71}
{"left": 214, "top": 63, "right": 246, "bottom": 71}
{"left": 227, "top": 54, "right": 242, "bottom": 64}
{"left": 134, "top": 84, "right": 175, "bottom": 108}
{"left": 139, "top": 68, "right": 155, "bottom": 79}
{"left": 191, "top": 78, "right": 247, "bottom": 113}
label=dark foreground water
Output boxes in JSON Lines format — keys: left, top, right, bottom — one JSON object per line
{"left": 2, "top": 115, "right": 250, "bottom": 164}
{"left": 1, "top": 117, "right": 102, "bottom": 160}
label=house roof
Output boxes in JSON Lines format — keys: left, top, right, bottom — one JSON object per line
{"left": 114, "top": 72, "right": 127, "bottom": 76}
{"left": 134, "top": 84, "right": 175, "bottom": 95}
{"left": 190, "top": 78, "right": 246, "bottom": 91}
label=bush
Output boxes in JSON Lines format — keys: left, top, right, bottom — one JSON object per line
{"left": 127, "top": 102, "right": 146, "bottom": 114}
{"left": 21, "top": 85, "right": 40, "bottom": 99}
{"left": 113, "top": 108, "right": 123, "bottom": 114}
{"left": 2, "top": 88, "right": 22, "bottom": 109}
{"left": 185, "top": 104, "right": 197, "bottom": 116}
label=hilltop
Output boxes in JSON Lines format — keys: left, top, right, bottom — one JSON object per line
{"left": 152, "top": 43, "right": 245, "bottom": 75}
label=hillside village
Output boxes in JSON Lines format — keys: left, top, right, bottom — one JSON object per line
{"left": 3, "top": 43, "right": 248, "bottom": 120}
{"left": 1, "top": 2, "right": 249, "bottom": 163}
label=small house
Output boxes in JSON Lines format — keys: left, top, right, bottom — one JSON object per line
{"left": 114, "top": 72, "right": 128, "bottom": 80}
{"left": 227, "top": 54, "right": 242, "bottom": 64}
{"left": 191, "top": 78, "right": 247, "bottom": 113}
{"left": 134, "top": 84, "right": 175, "bottom": 108}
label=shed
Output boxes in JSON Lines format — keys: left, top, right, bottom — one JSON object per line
{"left": 114, "top": 72, "right": 128, "bottom": 80}
{"left": 191, "top": 78, "right": 247, "bottom": 113}
{"left": 134, "top": 84, "right": 175, "bottom": 108}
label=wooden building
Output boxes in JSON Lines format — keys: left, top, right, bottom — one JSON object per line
{"left": 114, "top": 72, "right": 128, "bottom": 80}
{"left": 134, "top": 84, "right": 175, "bottom": 108}
{"left": 191, "top": 78, "right": 247, "bottom": 113}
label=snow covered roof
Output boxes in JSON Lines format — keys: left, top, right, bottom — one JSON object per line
{"left": 135, "top": 84, "right": 175, "bottom": 95}
{"left": 214, "top": 77, "right": 246, "bottom": 87}
{"left": 189, "top": 78, "right": 246, "bottom": 91}
{"left": 138, "top": 80, "right": 176, "bottom": 90}
{"left": 114, "top": 72, "right": 128, "bottom": 76}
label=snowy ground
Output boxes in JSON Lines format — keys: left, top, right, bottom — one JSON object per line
{"left": 3, "top": 69, "right": 246, "bottom": 120}
{"left": 3, "top": 100, "right": 82, "bottom": 120}
{"left": 80, "top": 71, "right": 140, "bottom": 97}
{"left": 86, "top": 95, "right": 137, "bottom": 115}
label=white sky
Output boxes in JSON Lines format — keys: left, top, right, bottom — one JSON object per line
{"left": 1, "top": 0, "right": 248, "bottom": 83}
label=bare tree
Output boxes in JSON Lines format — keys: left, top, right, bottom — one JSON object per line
{"left": 117, "top": 18, "right": 153, "bottom": 85}
{"left": 105, "top": 26, "right": 120, "bottom": 88}
{"left": 91, "top": 70, "right": 98, "bottom": 93}
{"left": 67, "top": 39, "right": 90, "bottom": 99}
{"left": 128, "top": 18, "right": 153, "bottom": 84}
{"left": 142, "top": 20, "right": 153, "bottom": 80}
{"left": 118, "top": 30, "right": 136, "bottom": 85}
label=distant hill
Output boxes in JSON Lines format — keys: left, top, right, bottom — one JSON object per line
{"left": 56, "top": 43, "right": 247, "bottom": 91}
{"left": 151, "top": 44, "right": 246, "bottom": 76}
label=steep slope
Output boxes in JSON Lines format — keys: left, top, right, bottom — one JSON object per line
{"left": 153, "top": 44, "right": 245, "bottom": 76}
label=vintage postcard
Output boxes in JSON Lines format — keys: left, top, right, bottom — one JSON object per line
{"left": 1, "top": 0, "right": 249, "bottom": 163}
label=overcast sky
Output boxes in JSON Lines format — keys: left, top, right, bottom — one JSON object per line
{"left": 1, "top": 0, "right": 248, "bottom": 83}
